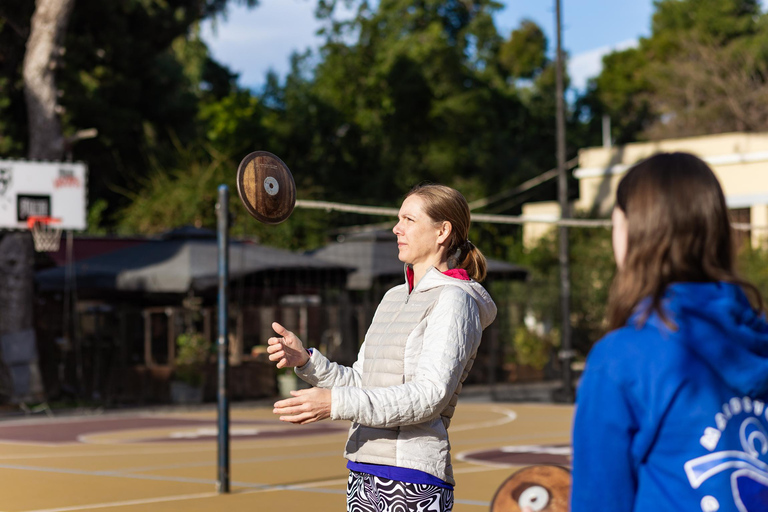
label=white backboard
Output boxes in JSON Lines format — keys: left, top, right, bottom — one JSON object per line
{"left": 0, "top": 159, "right": 87, "bottom": 230}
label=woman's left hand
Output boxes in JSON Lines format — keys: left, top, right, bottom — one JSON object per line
{"left": 273, "top": 387, "right": 332, "bottom": 425}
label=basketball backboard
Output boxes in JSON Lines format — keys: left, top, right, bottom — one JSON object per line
{"left": 0, "top": 159, "right": 87, "bottom": 231}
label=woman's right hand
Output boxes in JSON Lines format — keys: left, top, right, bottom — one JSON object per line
{"left": 267, "top": 322, "right": 309, "bottom": 369}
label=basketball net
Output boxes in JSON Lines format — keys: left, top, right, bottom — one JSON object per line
{"left": 27, "top": 216, "right": 62, "bottom": 252}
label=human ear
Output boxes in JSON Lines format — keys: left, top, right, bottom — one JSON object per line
{"left": 437, "top": 221, "right": 452, "bottom": 245}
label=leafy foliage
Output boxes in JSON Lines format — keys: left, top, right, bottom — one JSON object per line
{"left": 498, "top": 19, "right": 547, "bottom": 79}
{"left": 174, "top": 331, "right": 211, "bottom": 386}
{"left": 0, "top": 0, "right": 256, "bottom": 214}
{"left": 511, "top": 219, "right": 615, "bottom": 359}
{"left": 117, "top": 141, "right": 330, "bottom": 250}
{"left": 583, "top": 0, "right": 768, "bottom": 142}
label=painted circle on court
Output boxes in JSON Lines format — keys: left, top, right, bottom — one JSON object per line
{"left": 459, "top": 444, "right": 571, "bottom": 467}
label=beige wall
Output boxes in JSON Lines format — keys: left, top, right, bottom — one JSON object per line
{"left": 524, "top": 131, "right": 768, "bottom": 247}
{"left": 576, "top": 132, "right": 768, "bottom": 217}
{"left": 521, "top": 201, "right": 561, "bottom": 248}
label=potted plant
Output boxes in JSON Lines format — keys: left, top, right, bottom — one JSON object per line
{"left": 277, "top": 367, "right": 300, "bottom": 397}
{"left": 171, "top": 331, "right": 211, "bottom": 404}
{"left": 251, "top": 344, "right": 309, "bottom": 397}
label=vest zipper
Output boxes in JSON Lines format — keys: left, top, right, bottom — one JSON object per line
{"left": 405, "top": 267, "right": 435, "bottom": 303}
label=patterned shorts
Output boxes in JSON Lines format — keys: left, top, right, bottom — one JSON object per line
{"left": 346, "top": 470, "right": 454, "bottom": 512}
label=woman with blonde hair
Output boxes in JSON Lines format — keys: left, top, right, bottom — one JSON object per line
{"left": 267, "top": 183, "right": 497, "bottom": 511}
{"left": 571, "top": 153, "right": 768, "bottom": 511}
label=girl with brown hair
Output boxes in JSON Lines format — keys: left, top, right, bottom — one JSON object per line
{"left": 571, "top": 152, "right": 768, "bottom": 511}
{"left": 267, "top": 184, "right": 496, "bottom": 511}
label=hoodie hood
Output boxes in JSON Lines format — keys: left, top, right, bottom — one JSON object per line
{"left": 406, "top": 265, "right": 497, "bottom": 329}
{"left": 642, "top": 282, "right": 768, "bottom": 396}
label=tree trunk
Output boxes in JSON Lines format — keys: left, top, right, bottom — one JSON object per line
{"left": 0, "top": 235, "right": 35, "bottom": 334}
{"left": 0, "top": 231, "right": 42, "bottom": 402}
{"left": 22, "top": 0, "right": 75, "bottom": 161}
{"left": 0, "top": 0, "right": 76, "bottom": 403}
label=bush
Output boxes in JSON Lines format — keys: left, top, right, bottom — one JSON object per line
{"left": 511, "top": 325, "right": 559, "bottom": 370}
{"left": 174, "top": 332, "right": 211, "bottom": 387}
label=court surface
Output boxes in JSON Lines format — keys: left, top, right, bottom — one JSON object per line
{"left": 0, "top": 401, "right": 573, "bottom": 512}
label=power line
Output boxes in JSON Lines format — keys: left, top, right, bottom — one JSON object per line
{"left": 467, "top": 157, "right": 579, "bottom": 211}
{"left": 296, "top": 199, "right": 611, "bottom": 227}
{"left": 294, "top": 200, "right": 762, "bottom": 231}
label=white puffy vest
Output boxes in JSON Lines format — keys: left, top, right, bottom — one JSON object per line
{"left": 296, "top": 267, "right": 497, "bottom": 485}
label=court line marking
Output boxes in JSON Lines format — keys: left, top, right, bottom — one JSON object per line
{"left": 76, "top": 424, "right": 349, "bottom": 444}
{"left": 103, "top": 451, "right": 342, "bottom": 473}
{"left": 2, "top": 491, "right": 221, "bottom": 512}
{"left": 0, "top": 435, "right": 345, "bottom": 459}
{"left": 1, "top": 405, "right": 560, "bottom": 511}
{"left": 454, "top": 464, "right": 525, "bottom": 474}
{"left": 454, "top": 431, "right": 571, "bottom": 468}
{"left": 6, "top": 482, "right": 491, "bottom": 512}
{"left": 0, "top": 463, "right": 217, "bottom": 484}
{"left": 0, "top": 460, "right": 505, "bottom": 502}
{"left": 11, "top": 483, "right": 489, "bottom": 512}
{"left": 450, "top": 406, "right": 517, "bottom": 431}
{"left": 0, "top": 405, "right": 520, "bottom": 457}
{"left": 0, "top": 430, "right": 570, "bottom": 473}
{"left": 1, "top": 408, "right": 539, "bottom": 512}
{"left": 454, "top": 430, "right": 571, "bottom": 448}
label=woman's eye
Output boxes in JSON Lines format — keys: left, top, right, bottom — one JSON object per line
{"left": 517, "top": 485, "right": 549, "bottom": 511}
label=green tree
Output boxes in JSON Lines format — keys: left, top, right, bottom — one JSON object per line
{"left": 0, "top": 0, "right": 258, "bottom": 222}
{"left": 582, "top": 0, "right": 767, "bottom": 143}
{"left": 0, "top": 2, "right": 35, "bottom": 155}
{"left": 498, "top": 19, "right": 547, "bottom": 79}
{"left": 117, "top": 141, "right": 329, "bottom": 250}
{"left": 269, "top": 0, "right": 571, "bottom": 211}
{"left": 511, "top": 219, "right": 615, "bottom": 359}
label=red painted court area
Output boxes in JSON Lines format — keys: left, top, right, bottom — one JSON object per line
{"left": 0, "top": 416, "right": 346, "bottom": 445}
{"left": 0, "top": 402, "right": 573, "bottom": 512}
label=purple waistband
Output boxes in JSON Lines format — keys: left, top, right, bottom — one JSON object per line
{"left": 347, "top": 461, "right": 453, "bottom": 489}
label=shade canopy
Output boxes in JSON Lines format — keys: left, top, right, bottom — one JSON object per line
{"left": 311, "top": 230, "right": 529, "bottom": 290}
{"left": 36, "top": 229, "right": 348, "bottom": 293}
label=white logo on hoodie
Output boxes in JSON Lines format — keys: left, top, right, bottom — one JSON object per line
{"left": 685, "top": 396, "right": 768, "bottom": 512}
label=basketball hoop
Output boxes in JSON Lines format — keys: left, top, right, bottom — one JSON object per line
{"left": 27, "top": 216, "right": 62, "bottom": 252}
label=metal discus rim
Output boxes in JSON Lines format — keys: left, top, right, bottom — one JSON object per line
{"left": 236, "top": 151, "right": 296, "bottom": 225}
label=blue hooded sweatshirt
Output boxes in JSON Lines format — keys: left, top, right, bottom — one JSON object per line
{"left": 572, "top": 282, "right": 768, "bottom": 512}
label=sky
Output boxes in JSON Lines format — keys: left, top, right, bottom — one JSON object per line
{"left": 199, "top": 0, "right": 656, "bottom": 93}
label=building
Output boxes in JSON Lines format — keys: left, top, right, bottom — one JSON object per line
{"left": 522, "top": 131, "right": 768, "bottom": 247}
{"left": 32, "top": 228, "right": 351, "bottom": 405}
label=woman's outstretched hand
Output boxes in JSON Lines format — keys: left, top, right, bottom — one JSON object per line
{"left": 273, "top": 387, "right": 332, "bottom": 424}
{"left": 267, "top": 322, "right": 309, "bottom": 369}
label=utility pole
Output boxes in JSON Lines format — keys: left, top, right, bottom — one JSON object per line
{"left": 555, "top": 0, "right": 574, "bottom": 402}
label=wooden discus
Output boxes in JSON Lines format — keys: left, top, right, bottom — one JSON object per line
{"left": 490, "top": 465, "right": 571, "bottom": 512}
{"left": 236, "top": 151, "right": 296, "bottom": 225}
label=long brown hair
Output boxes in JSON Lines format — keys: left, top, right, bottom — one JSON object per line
{"left": 406, "top": 184, "right": 487, "bottom": 282}
{"left": 607, "top": 152, "right": 763, "bottom": 329}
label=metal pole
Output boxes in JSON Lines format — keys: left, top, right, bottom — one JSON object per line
{"left": 216, "top": 185, "right": 230, "bottom": 493}
{"left": 555, "top": 0, "right": 574, "bottom": 402}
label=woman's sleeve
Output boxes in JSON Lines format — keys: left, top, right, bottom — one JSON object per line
{"left": 571, "top": 337, "right": 638, "bottom": 512}
{"left": 330, "top": 287, "right": 482, "bottom": 428}
{"left": 294, "top": 342, "right": 365, "bottom": 389}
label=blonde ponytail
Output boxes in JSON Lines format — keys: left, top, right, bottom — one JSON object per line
{"left": 461, "top": 241, "right": 487, "bottom": 282}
